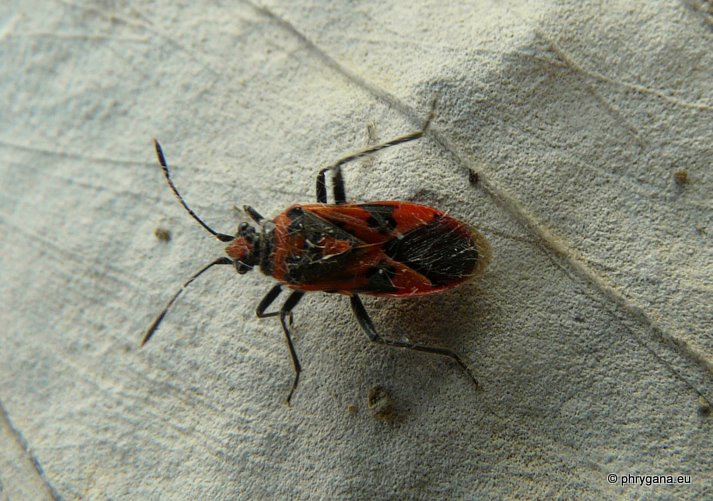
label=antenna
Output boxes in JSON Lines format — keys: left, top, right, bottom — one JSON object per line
{"left": 141, "top": 257, "right": 233, "bottom": 346}
{"left": 154, "top": 139, "right": 233, "bottom": 242}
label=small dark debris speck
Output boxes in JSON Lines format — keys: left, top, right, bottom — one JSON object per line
{"left": 673, "top": 169, "right": 689, "bottom": 186}
{"left": 368, "top": 385, "right": 399, "bottom": 423}
{"left": 154, "top": 227, "right": 171, "bottom": 241}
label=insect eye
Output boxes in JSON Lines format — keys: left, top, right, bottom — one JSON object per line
{"left": 238, "top": 222, "right": 249, "bottom": 233}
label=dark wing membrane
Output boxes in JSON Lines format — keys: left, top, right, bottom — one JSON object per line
{"left": 382, "top": 214, "right": 479, "bottom": 287}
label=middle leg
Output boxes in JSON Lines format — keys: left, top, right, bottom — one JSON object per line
{"left": 279, "top": 291, "right": 305, "bottom": 405}
{"left": 315, "top": 99, "right": 437, "bottom": 204}
{"left": 256, "top": 285, "right": 304, "bottom": 403}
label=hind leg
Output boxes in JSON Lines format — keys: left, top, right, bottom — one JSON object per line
{"left": 349, "top": 294, "right": 478, "bottom": 388}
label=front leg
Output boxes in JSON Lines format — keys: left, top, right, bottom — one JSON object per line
{"left": 349, "top": 295, "right": 478, "bottom": 389}
{"left": 256, "top": 284, "right": 283, "bottom": 318}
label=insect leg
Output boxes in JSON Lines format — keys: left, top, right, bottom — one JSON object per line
{"left": 256, "top": 284, "right": 283, "bottom": 318}
{"left": 349, "top": 294, "right": 478, "bottom": 389}
{"left": 256, "top": 285, "right": 303, "bottom": 402}
{"left": 315, "top": 98, "right": 437, "bottom": 204}
{"left": 256, "top": 284, "right": 297, "bottom": 331}
{"left": 279, "top": 291, "right": 306, "bottom": 405}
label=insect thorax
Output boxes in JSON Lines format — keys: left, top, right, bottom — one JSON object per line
{"left": 258, "top": 222, "right": 276, "bottom": 276}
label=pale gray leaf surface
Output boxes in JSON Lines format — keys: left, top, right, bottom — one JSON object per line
{"left": 0, "top": 0, "right": 711, "bottom": 499}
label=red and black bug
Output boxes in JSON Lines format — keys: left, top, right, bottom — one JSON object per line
{"left": 142, "top": 103, "right": 491, "bottom": 403}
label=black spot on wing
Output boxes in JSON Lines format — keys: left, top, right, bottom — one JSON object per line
{"left": 348, "top": 260, "right": 399, "bottom": 294}
{"left": 283, "top": 208, "right": 363, "bottom": 285}
{"left": 361, "top": 204, "right": 397, "bottom": 234}
{"left": 365, "top": 262, "right": 398, "bottom": 291}
{"left": 383, "top": 217, "right": 477, "bottom": 286}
